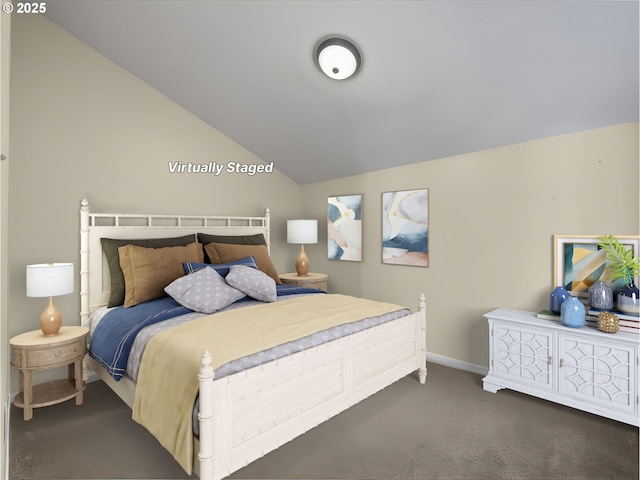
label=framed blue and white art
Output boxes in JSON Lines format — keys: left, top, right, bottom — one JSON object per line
{"left": 327, "top": 194, "right": 362, "bottom": 262}
{"left": 553, "top": 234, "right": 639, "bottom": 298}
{"left": 382, "top": 189, "right": 429, "bottom": 267}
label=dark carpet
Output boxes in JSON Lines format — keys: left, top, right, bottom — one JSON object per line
{"left": 9, "top": 363, "right": 639, "bottom": 479}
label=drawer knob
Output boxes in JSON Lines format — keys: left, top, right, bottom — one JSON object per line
{"left": 55, "top": 352, "right": 61, "bottom": 357}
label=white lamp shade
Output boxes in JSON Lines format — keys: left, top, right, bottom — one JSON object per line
{"left": 26, "top": 263, "right": 74, "bottom": 297}
{"left": 287, "top": 220, "right": 318, "bottom": 245}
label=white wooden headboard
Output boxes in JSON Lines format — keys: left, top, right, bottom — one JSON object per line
{"left": 79, "top": 198, "right": 271, "bottom": 324}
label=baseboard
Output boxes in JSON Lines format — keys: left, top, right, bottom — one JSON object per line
{"left": 84, "top": 357, "right": 486, "bottom": 384}
{"left": 426, "top": 352, "right": 488, "bottom": 376}
{"left": 86, "top": 370, "right": 101, "bottom": 384}
{"left": 10, "top": 358, "right": 485, "bottom": 396}
{"left": 7, "top": 373, "right": 100, "bottom": 406}
{"left": 4, "top": 394, "right": 10, "bottom": 480}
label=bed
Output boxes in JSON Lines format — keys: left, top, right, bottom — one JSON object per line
{"left": 79, "top": 198, "right": 427, "bottom": 480}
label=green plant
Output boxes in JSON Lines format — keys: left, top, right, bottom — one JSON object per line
{"left": 597, "top": 235, "right": 640, "bottom": 286}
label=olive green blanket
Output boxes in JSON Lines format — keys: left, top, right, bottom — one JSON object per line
{"left": 131, "top": 294, "right": 404, "bottom": 474}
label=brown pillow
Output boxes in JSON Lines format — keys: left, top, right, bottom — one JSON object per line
{"left": 197, "top": 233, "right": 266, "bottom": 263}
{"left": 204, "top": 243, "right": 281, "bottom": 284}
{"left": 119, "top": 242, "right": 204, "bottom": 307}
{"left": 101, "top": 235, "right": 196, "bottom": 307}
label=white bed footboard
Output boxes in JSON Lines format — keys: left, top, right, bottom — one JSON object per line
{"left": 197, "top": 294, "right": 427, "bottom": 480}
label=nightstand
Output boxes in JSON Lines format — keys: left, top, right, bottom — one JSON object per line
{"left": 279, "top": 272, "right": 328, "bottom": 292}
{"left": 10, "top": 326, "right": 89, "bottom": 420}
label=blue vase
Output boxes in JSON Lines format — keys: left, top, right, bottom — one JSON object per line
{"left": 588, "top": 281, "right": 613, "bottom": 311}
{"left": 550, "top": 285, "right": 570, "bottom": 314}
{"left": 617, "top": 283, "right": 640, "bottom": 316}
{"left": 561, "top": 296, "right": 586, "bottom": 328}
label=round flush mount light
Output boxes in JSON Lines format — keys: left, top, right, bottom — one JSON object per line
{"left": 314, "top": 36, "right": 362, "bottom": 80}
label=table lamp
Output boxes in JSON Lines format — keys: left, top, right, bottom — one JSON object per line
{"left": 287, "top": 219, "right": 318, "bottom": 276}
{"left": 26, "top": 263, "right": 74, "bottom": 335}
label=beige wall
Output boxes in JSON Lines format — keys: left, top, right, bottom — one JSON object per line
{"left": 5, "top": 13, "right": 639, "bottom": 397}
{"left": 7, "top": 15, "right": 302, "bottom": 390}
{"left": 302, "top": 123, "right": 639, "bottom": 369}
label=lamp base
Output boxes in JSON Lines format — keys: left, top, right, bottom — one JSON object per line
{"left": 295, "top": 245, "right": 310, "bottom": 277}
{"left": 40, "top": 297, "right": 62, "bottom": 336}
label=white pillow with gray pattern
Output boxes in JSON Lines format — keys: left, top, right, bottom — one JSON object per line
{"left": 225, "top": 264, "right": 277, "bottom": 302}
{"left": 164, "top": 266, "right": 246, "bottom": 313}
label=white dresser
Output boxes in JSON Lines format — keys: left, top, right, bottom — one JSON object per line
{"left": 482, "top": 308, "right": 639, "bottom": 426}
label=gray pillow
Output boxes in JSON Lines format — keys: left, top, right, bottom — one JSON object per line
{"left": 101, "top": 235, "right": 196, "bottom": 307}
{"left": 164, "top": 267, "right": 246, "bottom": 314}
{"left": 225, "top": 265, "right": 277, "bottom": 303}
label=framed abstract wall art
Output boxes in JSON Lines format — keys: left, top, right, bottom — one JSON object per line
{"left": 553, "top": 234, "right": 639, "bottom": 297}
{"left": 382, "top": 189, "right": 429, "bottom": 266}
{"left": 327, "top": 194, "right": 362, "bottom": 262}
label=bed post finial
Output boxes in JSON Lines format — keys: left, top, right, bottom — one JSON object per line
{"left": 199, "top": 350, "right": 213, "bottom": 375}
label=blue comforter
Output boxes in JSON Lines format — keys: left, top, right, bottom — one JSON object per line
{"left": 89, "top": 285, "right": 324, "bottom": 380}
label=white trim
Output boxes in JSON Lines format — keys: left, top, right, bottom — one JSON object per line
{"left": 4, "top": 394, "right": 10, "bottom": 480}
{"left": 85, "top": 371, "right": 101, "bottom": 384}
{"left": 426, "top": 352, "right": 488, "bottom": 377}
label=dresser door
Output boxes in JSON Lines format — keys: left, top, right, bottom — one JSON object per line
{"left": 491, "top": 321, "right": 554, "bottom": 390}
{"left": 558, "top": 334, "right": 637, "bottom": 414}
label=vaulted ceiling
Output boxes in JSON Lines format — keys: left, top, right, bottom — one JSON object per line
{"left": 44, "top": 0, "right": 639, "bottom": 184}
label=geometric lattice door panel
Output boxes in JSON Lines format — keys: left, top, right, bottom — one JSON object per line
{"left": 558, "top": 335, "right": 636, "bottom": 413}
{"left": 493, "top": 325, "right": 553, "bottom": 390}
{"left": 484, "top": 309, "right": 639, "bottom": 426}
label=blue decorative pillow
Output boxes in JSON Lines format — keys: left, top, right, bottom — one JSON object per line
{"left": 183, "top": 256, "right": 257, "bottom": 277}
{"left": 225, "top": 265, "right": 277, "bottom": 303}
{"left": 165, "top": 267, "right": 246, "bottom": 314}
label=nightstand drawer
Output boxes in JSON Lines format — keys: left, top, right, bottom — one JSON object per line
{"left": 12, "top": 342, "right": 85, "bottom": 369}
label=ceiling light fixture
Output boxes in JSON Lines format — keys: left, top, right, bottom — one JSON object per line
{"left": 315, "top": 37, "right": 362, "bottom": 80}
